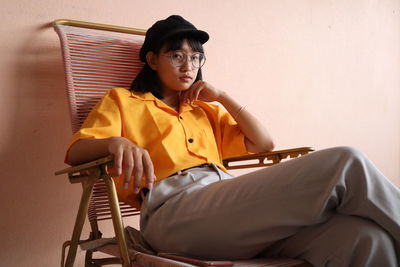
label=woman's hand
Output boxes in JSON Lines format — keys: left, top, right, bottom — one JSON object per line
{"left": 67, "top": 137, "right": 156, "bottom": 194}
{"left": 108, "top": 137, "right": 156, "bottom": 194}
{"left": 180, "top": 80, "right": 223, "bottom": 104}
{"left": 181, "top": 82, "right": 275, "bottom": 153}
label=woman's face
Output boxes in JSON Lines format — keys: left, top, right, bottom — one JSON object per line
{"left": 154, "top": 40, "right": 200, "bottom": 95}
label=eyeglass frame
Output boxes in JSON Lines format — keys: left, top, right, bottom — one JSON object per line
{"left": 161, "top": 50, "right": 206, "bottom": 69}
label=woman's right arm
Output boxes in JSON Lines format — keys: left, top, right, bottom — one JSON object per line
{"left": 66, "top": 137, "right": 155, "bottom": 193}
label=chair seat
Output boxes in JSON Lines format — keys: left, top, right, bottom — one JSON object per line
{"left": 98, "top": 244, "right": 312, "bottom": 267}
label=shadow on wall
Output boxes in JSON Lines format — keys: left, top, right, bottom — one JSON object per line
{"left": 0, "top": 23, "right": 86, "bottom": 266}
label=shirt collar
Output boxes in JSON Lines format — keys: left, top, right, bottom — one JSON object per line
{"left": 129, "top": 91, "right": 157, "bottom": 101}
{"left": 129, "top": 90, "right": 194, "bottom": 113}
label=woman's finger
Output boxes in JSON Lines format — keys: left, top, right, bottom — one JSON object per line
{"left": 189, "top": 82, "right": 201, "bottom": 103}
{"left": 113, "top": 146, "right": 123, "bottom": 176}
{"left": 142, "top": 150, "right": 155, "bottom": 189}
{"left": 123, "top": 150, "right": 134, "bottom": 189}
{"left": 180, "top": 89, "right": 190, "bottom": 104}
{"left": 194, "top": 86, "right": 203, "bottom": 102}
{"left": 132, "top": 148, "right": 143, "bottom": 194}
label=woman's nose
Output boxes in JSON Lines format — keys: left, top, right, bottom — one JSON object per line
{"left": 180, "top": 56, "right": 193, "bottom": 71}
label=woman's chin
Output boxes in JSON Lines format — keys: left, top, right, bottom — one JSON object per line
{"left": 177, "top": 85, "right": 192, "bottom": 91}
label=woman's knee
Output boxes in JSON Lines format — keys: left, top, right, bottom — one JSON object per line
{"left": 321, "top": 146, "right": 370, "bottom": 178}
{"left": 327, "top": 146, "right": 365, "bottom": 162}
{"left": 305, "top": 146, "right": 365, "bottom": 169}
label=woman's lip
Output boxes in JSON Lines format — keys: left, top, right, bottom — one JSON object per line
{"left": 180, "top": 76, "right": 192, "bottom": 82}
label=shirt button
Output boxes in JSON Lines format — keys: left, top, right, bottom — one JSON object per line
{"left": 188, "top": 138, "right": 194, "bottom": 143}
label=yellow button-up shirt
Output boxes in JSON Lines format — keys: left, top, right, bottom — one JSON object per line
{"left": 68, "top": 88, "right": 249, "bottom": 208}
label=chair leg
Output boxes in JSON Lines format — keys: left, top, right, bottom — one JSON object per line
{"left": 89, "top": 220, "right": 102, "bottom": 240}
{"left": 103, "top": 176, "right": 131, "bottom": 267}
{"left": 64, "top": 181, "right": 95, "bottom": 267}
{"left": 84, "top": 250, "right": 96, "bottom": 267}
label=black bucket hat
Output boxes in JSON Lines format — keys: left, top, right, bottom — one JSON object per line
{"left": 139, "top": 15, "right": 209, "bottom": 62}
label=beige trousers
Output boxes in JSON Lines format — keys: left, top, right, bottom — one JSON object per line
{"left": 140, "top": 147, "right": 400, "bottom": 267}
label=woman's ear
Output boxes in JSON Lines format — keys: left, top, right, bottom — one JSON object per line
{"left": 146, "top": 51, "right": 158, "bottom": 70}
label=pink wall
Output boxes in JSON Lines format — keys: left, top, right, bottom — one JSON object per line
{"left": 0, "top": 0, "right": 399, "bottom": 266}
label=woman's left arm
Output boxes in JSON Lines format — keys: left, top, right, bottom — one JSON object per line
{"left": 181, "top": 81, "right": 275, "bottom": 153}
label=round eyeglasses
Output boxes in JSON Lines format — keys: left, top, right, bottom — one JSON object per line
{"left": 163, "top": 51, "right": 206, "bottom": 69}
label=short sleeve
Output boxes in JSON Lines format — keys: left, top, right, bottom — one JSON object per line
{"left": 218, "top": 109, "right": 250, "bottom": 159}
{"left": 197, "top": 102, "right": 251, "bottom": 159}
{"left": 65, "top": 90, "right": 122, "bottom": 160}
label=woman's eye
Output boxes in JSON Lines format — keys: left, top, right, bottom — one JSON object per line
{"left": 172, "top": 53, "right": 184, "bottom": 60}
{"left": 191, "top": 55, "right": 200, "bottom": 61}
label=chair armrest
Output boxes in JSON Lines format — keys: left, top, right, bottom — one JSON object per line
{"left": 55, "top": 155, "right": 115, "bottom": 184}
{"left": 223, "top": 147, "right": 314, "bottom": 170}
{"left": 55, "top": 146, "right": 314, "bottom": 181}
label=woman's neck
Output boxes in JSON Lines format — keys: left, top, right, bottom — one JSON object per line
{"left": 162, "top": 90, "right": 181, "bottom": 111}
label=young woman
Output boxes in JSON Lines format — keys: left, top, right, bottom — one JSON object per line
{"left": 66, "top": 15, "right": 400, "bottom": 267}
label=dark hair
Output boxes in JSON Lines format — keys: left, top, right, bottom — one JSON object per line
{"left": 130, "top": 36, "right": 204, "bottom": 99}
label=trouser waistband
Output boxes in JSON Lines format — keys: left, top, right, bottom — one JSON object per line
{"left": 139, "top": 163, "right": 213, "bottom": 204}
{"left": 168, "top": 163, "right": 211, "bottom": 177}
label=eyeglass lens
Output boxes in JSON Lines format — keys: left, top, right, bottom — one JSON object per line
{"left": 170, "top": 51, "right": 205, "bottom": 68}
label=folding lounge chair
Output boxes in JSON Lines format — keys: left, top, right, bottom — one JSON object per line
{"left": 53, "top": 19, "right": 314, "bottom": 267}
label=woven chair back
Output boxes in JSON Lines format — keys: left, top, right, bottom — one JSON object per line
{"left": 54, "top": 24, "right": 144, "bottom": 222}
{"left": 54, "top": 24, "right": 144, "bottom": 133}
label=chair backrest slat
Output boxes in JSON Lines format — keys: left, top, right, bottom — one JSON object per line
{"left": 54, "top": 23, "right": 145, "bottom": 222}
{"left": 54, "top": 24, "right": 144, "bottom": 133}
